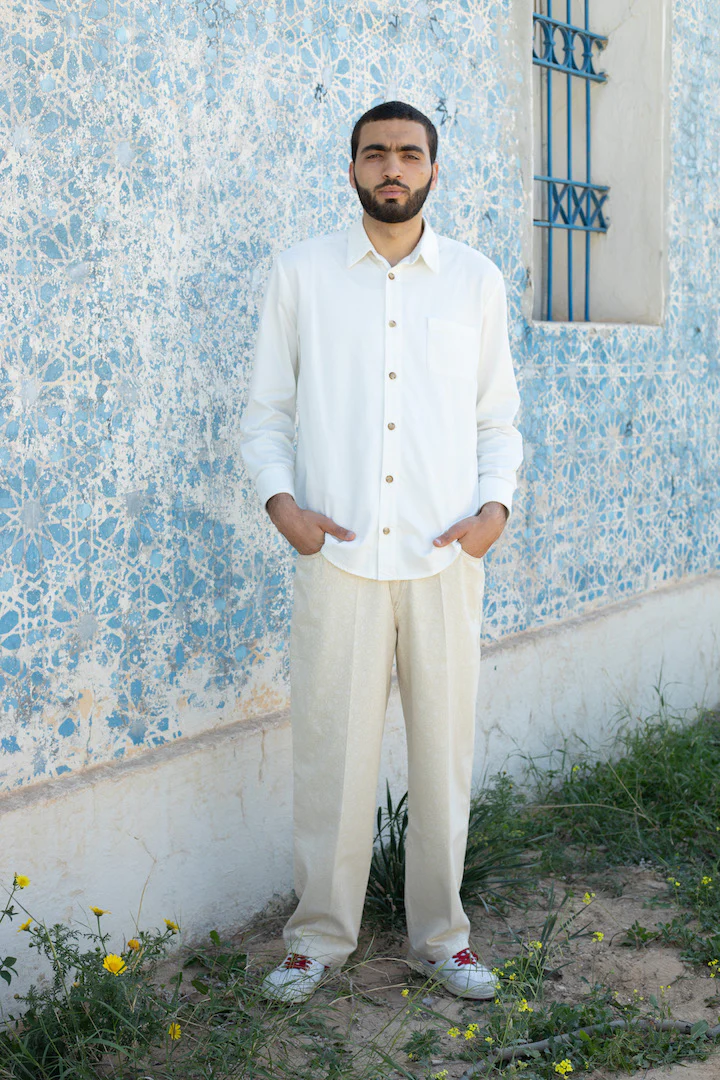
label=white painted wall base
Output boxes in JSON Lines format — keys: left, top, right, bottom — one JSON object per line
{"left": 2, "top": 572, "right": 719, "bottom": 1011}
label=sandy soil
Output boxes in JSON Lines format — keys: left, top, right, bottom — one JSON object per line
{"left": 237, "top": 865, "right": 720, "bottom": 1078}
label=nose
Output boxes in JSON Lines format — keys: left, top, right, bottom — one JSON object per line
{"left": 382, "top": 154, "right": 403, "bottom": 178}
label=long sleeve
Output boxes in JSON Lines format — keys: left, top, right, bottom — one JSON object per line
{"left": 239, "top": 256, "right": 299, "bottom": 511}
{"left": 475, "top": 274, "right": 524, "bottom": 514}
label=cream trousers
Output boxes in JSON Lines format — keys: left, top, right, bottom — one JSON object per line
{"left": 283, "top": 546, "right": 486, "bottom": 967}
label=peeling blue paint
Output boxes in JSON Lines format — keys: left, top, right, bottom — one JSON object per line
{"left": 0, "top": 0, "right": 718, "bottom": 791}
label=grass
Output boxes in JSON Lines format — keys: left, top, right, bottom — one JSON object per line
{"left": 525, "top": 705, "right": 720, "bottom": 870}
{"left": 522, "top": 704, "right": 720, "bottom": 970}
{"left": 1, "top": 702, "right": 719, "bottom": 1079}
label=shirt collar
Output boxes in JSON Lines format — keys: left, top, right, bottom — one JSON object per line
{"left": 346, "top": 216, "right": 440, "bottom": 274}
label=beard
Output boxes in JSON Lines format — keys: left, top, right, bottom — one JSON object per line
{"left": 354, "top": 175, "right": 433, "bottom": 223}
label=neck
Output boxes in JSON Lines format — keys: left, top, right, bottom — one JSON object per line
{"left": 361, "top": 212, "right": 424, "bottom": 267}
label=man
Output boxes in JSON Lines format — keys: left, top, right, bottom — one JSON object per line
{"left": 239, "top": 101, "right": 523, "bottom": 1004}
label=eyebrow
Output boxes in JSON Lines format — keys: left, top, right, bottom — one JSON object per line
{"left": 359, "top": 143, "right": 427, "bottom": 155}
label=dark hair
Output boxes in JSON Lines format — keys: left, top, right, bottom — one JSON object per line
{"left": 351, "top": 101, "right": 438, "bottom": 164}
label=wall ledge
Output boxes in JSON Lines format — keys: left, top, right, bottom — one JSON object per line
{"left": 2, "top": 570, "right": 717, "bottom": 815}
{"left": 0, "top": 707, "right": 291, "bottom": 815}
{"left": 482, "top": 570, "right": 720, "bottom": 657}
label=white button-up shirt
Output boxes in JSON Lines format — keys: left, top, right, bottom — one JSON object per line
{"left": 239, "top": 216, "right": 523, "bottom": 581}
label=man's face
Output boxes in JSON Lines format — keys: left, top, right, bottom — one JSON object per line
{"left": 349, "top": 118, "right": 438, "bottom": 223}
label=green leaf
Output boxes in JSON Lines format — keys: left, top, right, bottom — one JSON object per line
{"left": 209, "top": 929, "right": 221, "bottom": 946}
{"left": 691, "top": 1020, "right": 709, "bottom": 1037}
{"left": 191, "top": 977, "right": 209, "bottom": 994}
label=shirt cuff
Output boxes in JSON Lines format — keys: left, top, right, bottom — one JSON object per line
{"left": 254, "top": 466, "right": 296, "bottom": 512}
{"left": 477, "top": 477, "right": 516, "bottom": 517}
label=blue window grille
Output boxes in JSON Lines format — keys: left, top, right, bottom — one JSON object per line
{"left": 533, "top": 1, "right": 610, "bottom": 322}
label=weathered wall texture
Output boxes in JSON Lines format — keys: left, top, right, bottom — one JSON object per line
{"left": 1, "top": 0, "right": 719, "bottom": 792}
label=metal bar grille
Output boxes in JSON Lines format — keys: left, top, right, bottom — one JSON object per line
{"left": 533, "top": 0, "right": 610, "bottom": 321}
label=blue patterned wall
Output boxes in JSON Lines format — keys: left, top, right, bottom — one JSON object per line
{"left": 1, "top": 0, "right": 718, "bottom": 790}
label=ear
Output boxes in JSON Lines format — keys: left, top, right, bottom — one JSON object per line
{"left": 348, "top": 160, "right": 357, "bottom": 190}
{"left": 430, "top": 160, "right": 439, "bottom": 190}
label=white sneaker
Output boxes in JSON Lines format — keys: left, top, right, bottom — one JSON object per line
{"left": 409, "top": 946, "right": 498, "bottom": 1000}
{"left": 260, "top": 952, "right": 330, "bottom": 1004}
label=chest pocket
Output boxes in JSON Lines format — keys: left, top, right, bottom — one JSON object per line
{"left": 426, "top": 316, "right": 481, "bottom": 381}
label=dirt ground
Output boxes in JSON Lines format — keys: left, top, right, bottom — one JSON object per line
{"left": 238, "top": 866, "right": 720, "bottom": 1079}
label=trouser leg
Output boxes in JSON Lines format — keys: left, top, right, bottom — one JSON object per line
{"left": 283, "top": 554, "right": 396, "bottom": 966}
{"left": 394, "top": 551, "right": 485, "bottom": 962}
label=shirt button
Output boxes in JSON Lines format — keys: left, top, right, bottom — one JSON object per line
{"left": 388, "top": 319, "right": 397, "bottom": 327}
{"left": 382, "top": 527, "right": 390, "bottom": 534}
{"left": 388, "top": 371, "right": 396, "bottom": 379}
{"left": 387, "top": 422, "right": 395, "bottom": 430}
{"left": 388, "top": 272, "right": 395, "bottom": 280}
{"left": 385, "top": 475, "right": 393, "bottom": 483}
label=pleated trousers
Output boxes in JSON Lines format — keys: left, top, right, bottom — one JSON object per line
{"left": 283, "top": 546, "right": 485, "bottom": 967}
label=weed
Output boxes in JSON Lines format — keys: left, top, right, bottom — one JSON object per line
{"left": 365, "top": 774, "right": 537, "bottom": 931}
{"left": 491, "top": 885, "right": 595, "bottom": 1002}
{"left": 402, "top": 1026, "right": 442, "bottom": 1062}
{"left": 522, "top": 708, "right": 720, "bottom": 975}
{"left": 365, "top": 783, "right": 409, "bottom": 929}
{"left": 455, "top": 986, "right": 713, "bottom": 1079}
{"left": 526, "top": 709, "right": 720, "bottom": 872}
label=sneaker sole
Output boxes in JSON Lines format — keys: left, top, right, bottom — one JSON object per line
{"left": 259, "top": 966, "right": 337, "bottom": 1005}
{"left": 406, "top": 954, "right": 498, "bottom": 1000}
{"left": 259, "top": 980, "right": 321, "bottom": 1004}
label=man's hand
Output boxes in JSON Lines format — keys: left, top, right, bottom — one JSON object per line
{"left": 266, "top": 493, "right": 356, "bottom": 555}
{"left": 432, "top": 501, "right": 508, "bottom": 559}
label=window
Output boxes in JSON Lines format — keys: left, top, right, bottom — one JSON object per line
{"left": 530, "top": 0, "right": 671, "bottom": 326}
{"left": 532, "top": 1, "right": 610, "bottom": 322}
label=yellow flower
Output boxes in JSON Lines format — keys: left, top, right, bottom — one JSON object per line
{"left": 702, "top": 876, "right": 713, "bottom": 886}
{"left": 17, "top": 918, "right": 32, "bottom": 932}
{"left": 433, "top": 1072, "right": 449, "bottom": 1080}
{"left": 582, "top": 892, "right": 595, "bottom": 904}
{"left": 168, "top": 1022, "right": 181, "bottom": 1040}
{"left": 508, "top": 973, "right": 517, "bottom": 981}
{"left": 518, "top": 998, "right": 534, "bottom": 1013}
{"left": 464, "top": 1028, "right": 477, "bottom": 1040}
{"left": 401, "top": 988, "right": 409, "bottom": 997}
{"left": 102, "top": 954, "right": 126, "bottom": 976}
{"left": 485, "top": 1036, "right": 495, "bottom": 1044}
{"left": 467, "top": 1024, "right": 479, "bottom": 1032}
{"left": 90, "top": 906, "right": 110, "bottom": 916}
{"left": 554, "top": 1060, "right": 573, "bottom": 1076}
{"left": 592, "top": 931, "right": 604, "bottom": 943}
{"left": 447, "top": 1027, "right": 461, "bottom": 1038}
{"left": 126, "top": 939, "right": 141, "bottom": 951}
{"left": 528, "top": 940, "right": 543, "bottom": 950}
{"left": 673, "top": 880, "right": 681, "bottom": 888}
{"left": 164, "top": 919, "right": 180, "bottom": 933}
{"left": 13, "top": 874, "right": 30, "bottom": 889}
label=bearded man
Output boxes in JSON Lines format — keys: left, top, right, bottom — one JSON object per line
{"left": 239, "top": 100, "right": 523, "bottom": 1003}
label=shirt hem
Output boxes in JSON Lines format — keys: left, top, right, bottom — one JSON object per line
{"left": 318, "top": 544, "right": 464, "bottom": 581}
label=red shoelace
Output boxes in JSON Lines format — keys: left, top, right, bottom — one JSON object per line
{"left": 282, "top": 953, "right": 314, "bottom": 971}
{"left": 451, "top": 947, "right": 480, "bottom": 966}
